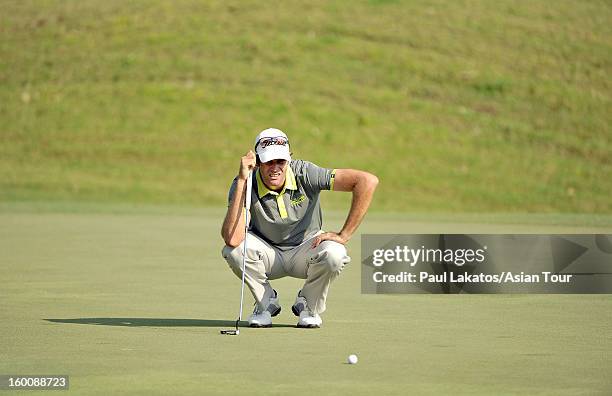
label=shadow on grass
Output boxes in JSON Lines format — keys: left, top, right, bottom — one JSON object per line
{"left": 44, "top": 318, "right": 295, "bottom": 328}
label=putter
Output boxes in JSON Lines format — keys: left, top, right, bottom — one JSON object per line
{"left": 221, "top": 169, "right": 253, "bottom": 336}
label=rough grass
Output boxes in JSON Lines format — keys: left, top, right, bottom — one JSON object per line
{"left": 1, "top": 0, "right": 610, "bottom": 212}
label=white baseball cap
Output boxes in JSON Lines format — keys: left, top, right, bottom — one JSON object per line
{"left": 254, "top": 128, "right": 291, "bottom": 163}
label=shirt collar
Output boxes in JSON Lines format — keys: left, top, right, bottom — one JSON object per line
{"left": 256, "top": 165, "right": 297, "bottom": 198}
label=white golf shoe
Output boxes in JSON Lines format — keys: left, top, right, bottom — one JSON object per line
{"left": 248, "top": 289, "right": 281, "bottom": 328}
{"left": 248, "top": 310, "right": 272, "bottom": 328}
{"left": 297, "top": 310, "right": 322, "bottom": 328}
{"left": 292, "top": 290, "right": 322, "bottom": 328}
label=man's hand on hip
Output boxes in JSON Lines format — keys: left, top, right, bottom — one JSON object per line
{"left": 311, "top": 232, "right": 348, "bottom": 248}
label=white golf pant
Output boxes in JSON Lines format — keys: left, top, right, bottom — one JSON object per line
{"left": 221, "top": 232, "right": 350, "bottom": 315}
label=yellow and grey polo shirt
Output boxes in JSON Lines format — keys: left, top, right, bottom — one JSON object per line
{"left": 227, "top": 159, "right": 336, "bottom": 251}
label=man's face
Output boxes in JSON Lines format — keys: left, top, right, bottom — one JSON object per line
{"left": 259, "top": 159, "right": 288, "bottom": 191}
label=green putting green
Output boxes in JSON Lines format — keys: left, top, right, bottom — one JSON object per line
{"left": 1, "top": 204, "right": 611, "bottom": 395}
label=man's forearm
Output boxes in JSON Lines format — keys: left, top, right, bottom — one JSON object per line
{"left": 221, "top": 178, "right": 247, "bottom": 247}
{"left": 339, "top": 173, "right": 378, "bottom": 241}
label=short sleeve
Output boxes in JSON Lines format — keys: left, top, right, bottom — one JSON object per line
{"left": 294, "top": 160, "right": 336, "bottom": 192}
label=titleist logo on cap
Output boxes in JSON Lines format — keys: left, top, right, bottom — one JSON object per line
{"left": 259, "top": 137, "right": 288, "bottom": 148}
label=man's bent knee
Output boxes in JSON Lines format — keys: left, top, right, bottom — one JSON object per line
{"left": 222, "top": 244, "right": 243, "bottom": 273}
{"left": 222, "top": 243, "right": 265, "bottom": 269}
{"left": 318, "top": 242, "right": 351, "bottom": 273}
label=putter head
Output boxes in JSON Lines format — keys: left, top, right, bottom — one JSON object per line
{"left": 220, "top": 329, "right": 239, "bottom": 336}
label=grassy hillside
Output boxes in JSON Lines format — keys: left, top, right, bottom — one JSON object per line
{"left": 1, "top": 0, "right": 610, "bottom": 212}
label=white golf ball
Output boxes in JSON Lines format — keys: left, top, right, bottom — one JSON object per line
{"left": 347, "top": 354, "right": 358, "bottom": 364}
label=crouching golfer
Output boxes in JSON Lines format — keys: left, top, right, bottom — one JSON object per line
{"left": 221, "top": 128, "right": 378, "bottom": 328}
